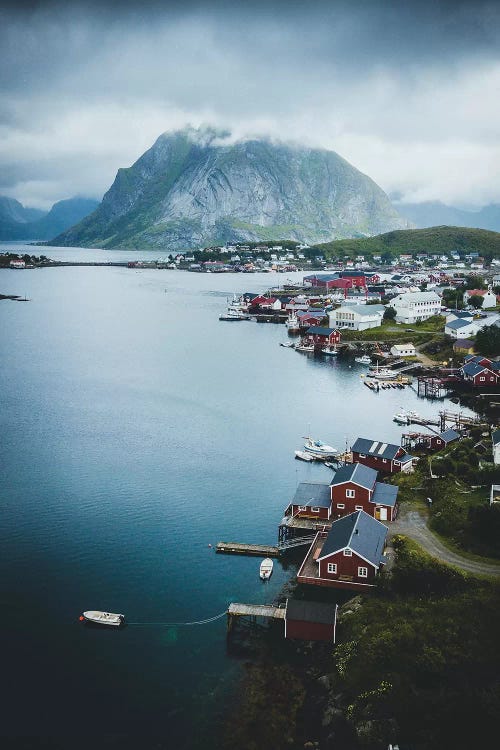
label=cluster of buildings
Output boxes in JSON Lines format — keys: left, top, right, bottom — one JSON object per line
{"left": 281, "top": 438, "right": 417, "bottom": 592}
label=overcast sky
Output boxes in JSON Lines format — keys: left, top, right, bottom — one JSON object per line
{"left": 1, "top": 0, "right": 499, "bottom": 209}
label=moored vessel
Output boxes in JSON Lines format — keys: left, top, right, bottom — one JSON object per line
{"left": 354, "top": 354, "right": 371, "bottom": 365}
{"left": 303, "top": 437, "right": 337, "bottom": 456}
{"left": 80, "top": 611, "right": 125, "bottom": 627}
{"left": 260, "top": 558, "right": 274, "bottom": 580}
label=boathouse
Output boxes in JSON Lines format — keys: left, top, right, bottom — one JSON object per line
{"left": 460, "top": 362, "right": 499, "bottom": 387}
{"left": 330, "top": 463, "right": 399, "bottom": 521}
{"left": 421, "top": 428, "right": 460, "bottom": 452}
{"left": 284, "top": 599, "right": 337, "bottom": 642}
{"left": 297, "top": 510, "right": 388, "bottom": 590}
{"left": 351, "top": 438, "right": 414, "bottom": 474}
{"left": 297, "top": 310, "right": 327, "bottom": 328}
{"left": 303, "top": 326, "right": 341, "bottom": 350}
{"left": 286, "top": 482, "right": 332, "bottom": 521}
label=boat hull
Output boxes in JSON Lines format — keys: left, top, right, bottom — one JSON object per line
{"left": 260, "top": 558, "right": 274, "bottom": 580}
{"left": 82, "top": 611, "right": 124, "bottom": 627}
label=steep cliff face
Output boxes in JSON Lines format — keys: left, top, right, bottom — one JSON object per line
{"left": 54, "top": 127, "right": 410, "bottom": 249}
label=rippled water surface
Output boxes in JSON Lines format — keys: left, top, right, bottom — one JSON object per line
{"left": 0, "top": 248, "right": 473, "bottom": 746}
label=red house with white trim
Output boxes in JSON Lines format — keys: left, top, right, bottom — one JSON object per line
{"left": 330, "top": 463, "right": 399, "bottom": 522}
{"left": 297, "top": 510, "right": 388, "bottom": 590}
{"left": 351, "top": 438, "right": 414, "bottom": 474}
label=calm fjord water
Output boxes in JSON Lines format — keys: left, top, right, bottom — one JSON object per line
{"left": 0, "top": 250, "right": 470, "bottom": 746}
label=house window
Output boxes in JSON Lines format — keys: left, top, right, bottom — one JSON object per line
{"left": 359, "top": 453, "right": 366, "bottom": 458}
{"left": 337, "top": 503, "right": 345, "bottom": 509}
{"left": 480, "top": 377, "right": 485, "bottom": 382}
{"left": 358, "top": 567, "right": 368, "bottom": 578}
{"left": 311, "top": 507, "right": 321, "bottom": 513}
{"left": 343, "top": 549, "right": 352, "bottom": 556}
{"left": 382, "top": 459, "right": 387, "bottom": 463}
{"left": 298, "top": 505, "right": 307, "bottom": 511}
{"left": 327, "top": 563, "right": 337, "bottom": 574}
{"left": 355, "top": 505, "right": 363, "bottom": 511}
{"left": 394, "top": 460, "right": 400, "bottom": 466}
{"left": 346, "top": 489, "right": 355, "bottom": 498}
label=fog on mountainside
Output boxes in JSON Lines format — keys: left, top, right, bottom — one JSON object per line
{"left": 0, "top": 197, "right": 100, "bottom": 241}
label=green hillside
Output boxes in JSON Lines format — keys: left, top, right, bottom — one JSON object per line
{"left": 313, "top": 225, "right": 500, "bottom": 258}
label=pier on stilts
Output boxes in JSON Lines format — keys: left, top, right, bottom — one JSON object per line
{"left": 226, "top": 603, "right": 285, "bottom": 635}
{"left": 216, "top": 534, "right": 316, "bottom": 556}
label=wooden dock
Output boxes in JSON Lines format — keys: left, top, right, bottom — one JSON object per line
{"left": 227, "top": 602, "right": 285, "bottom": 633}
{"left": 216, "top": 542, "right": 279, "bottom": 557}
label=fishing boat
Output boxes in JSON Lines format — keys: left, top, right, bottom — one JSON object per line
{"left": 303, "top": 437, "right": 337, "bottom": 456}
{"left": 295, "top": 342, "right": 314, "bottom": 352}
{"left": 354, "top": 354, "right": 372, "bottom": 365}
{"left": 80, "top": 611, "right": 125, "bottom": 627}
{"left": 260, "top": 558, "right": 274, "bottom": 580}
{"left": 286, "top": 312, "right": 300, "bottom": 333}
{"left": 280, "top": 341, "right": 295, "bottom": 348}
{"left": 295, "top": 450, "right": 314, "bottom": 461}
{"left": 394, "top": 409, "right": 420, "bottom": 424}
{"left": 367, "top": 361, "right": 398, "bottom": 380}
{"left": 322, "top": 345, "right": 338, "bottom": 355}
{"left": 219, "top": 309, "right": 249, "bottom": 321}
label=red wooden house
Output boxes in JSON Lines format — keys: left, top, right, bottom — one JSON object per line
{"left": 461, "top": 358, "right": 499, "bottom": 387}
{"left": 284, "top": 599, "right": 337, "bottom": 642}
{"left": 297, "top": 510, "right": 388, "bottom": 590}
{"left": 330, "top": 463, "right": 399, "bottom": 522}
{"left": 419, "top": 428, "right": 460, "bottom": 452}
{"left": 297, "top": 310, "right": 327, "bottom": 329}
{"left": 303, "top": 326, "right": 342, "bottom": 351}
{"left": 351, "top": 437, "right": 414, "bottom": 474}
{"left": 285, "top": 482, "right": 332, "bottom": 521}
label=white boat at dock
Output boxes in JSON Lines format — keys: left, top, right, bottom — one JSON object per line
{"left": 366, "top": 362, "right": 398, "bottom": 380}
{"left": 393, "top": 409, "right": 420, "bottom": 425}
{"left": 219, "top": 309, "right": 249, "bottom": 321}
{"left": 81, "top": 610, "right": 125, "bottom": 627}
{"left": 322, "top": 345, "right": 338, "bottom": 355}
{"left": 280, "top": 341, "right": 295, "bottom": 348}
{"left": 303, "top": 437, "right": 337, "bottom": 457}
{"left": 354, "top": 355, "right": 371, "bottom": 365}
{"left": 295, "top": 342, "right": 314, "bottom": 352}
{"left": 260, "top": 558, "right": 274, "bottom": 580}
{"left": 286, "top": 312, "right": 300, "bottom": 332}
{"left": 295, "top": 450, "right": 314, "bottom": 461}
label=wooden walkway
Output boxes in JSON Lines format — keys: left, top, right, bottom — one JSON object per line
{"left": 227, "top": 602, "right": 285, "bottom": 633}
{"left": 216, "top": 542, "right": 279, "bottom": 556}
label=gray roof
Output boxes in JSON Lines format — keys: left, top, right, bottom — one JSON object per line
{"left": 319, "top": 510, "right": 387, "bottom": 567}
{"left": 331, "top": 462, "right": 377, "bottom": 490}
{"left": 462, "top": 362, "right": 486, "bottom": 377}
{"left": 291, "top": 482, "right": 331, "bottom": 508}
{"left": 439, "top": 429, "right": 460, "bottom": 443}
{"left": 446, "top": 319, "right": 473, "bottom": 330}
{"left": 352, "top": 438, "right": 402, "bottom": 461}
{"left": 337, "top": 303, "right": 385, "bottom": 315}
{"left": 306, "top": 326, "right": 337, "bottom": 336}
{"left": 285, "top": 599, "right": 337, "bottom": 625}
{"left": 371, "top": 482, "right": 399, "bottom": 508}
{"left": 492, "top": 429, "right": 500, "bottom": 447}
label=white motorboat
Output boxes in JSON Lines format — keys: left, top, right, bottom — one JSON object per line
{"left": 295, "top": 450, "right": 314, "bottom": 461}
{"left": 393, "top": 409, "right": 420, "bottom": 425}
{"left": 322, "top": 346, "right": 338, "bottom": 355}
{"left": 280, "top": 341, "right": 295, "bottom": 348}
{"left": 295, "top": 342, "right": 314, "bottom": 352}
{"left": 260, "top": 558, "right": 274, "bottom": 580}
{"left": 354, "top": 355, "right": 372, "bottom": 365}
{"left": 80, "top": 610, "right": 125, "bottom": 627}
{"left": 303, "top": 437, "right": 337, "bottom": 456}
{"left": 219, "top": 309, "right": 249, "bottom": 321}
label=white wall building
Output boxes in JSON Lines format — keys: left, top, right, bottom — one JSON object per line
{"left": 464, "top": 289, "right": 498, "bottom": 309}
{"left": 329, "top": 303, "right": 385, "bottom": 331}
{"left": 391, "top": 291, "right": 442, "bottom": 324}
{"left": 390, "top": 343, "right": 416, "bottom": 357}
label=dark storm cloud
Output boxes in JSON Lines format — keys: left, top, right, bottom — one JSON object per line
{"left": 1, "top": 0, "right": 499, "bottom": 208}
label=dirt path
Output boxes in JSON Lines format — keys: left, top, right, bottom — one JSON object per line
{"left": 387, "top": 506, "right": 500, "bottom": 577}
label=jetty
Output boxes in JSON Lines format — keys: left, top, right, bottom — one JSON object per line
{"left": 226, "top": 602, "right": 286, "bottom": 632}
{"left": 216, "top": 542, "right": 279, "bottom": 556}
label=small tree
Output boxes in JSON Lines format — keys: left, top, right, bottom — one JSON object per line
{"left": 384, "top": 306, "right": 397, "bottom": 321}
{"left": 469, "top": 295, "right": 484, "bottom": 309}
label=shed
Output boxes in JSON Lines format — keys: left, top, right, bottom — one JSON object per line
{"left": 284, "top": 599, "right": 337, "bottom": 642}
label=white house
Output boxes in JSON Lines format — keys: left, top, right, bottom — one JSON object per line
{"left": 445, "top": 319, "right": 478, "bottom": 339}
{"left": 390, "top": 343, "right": 416, "bottom": 357}
{"left": 391, "top": 291, "right": 442, "bottom": 324}
{"left": 329, "top": 303, "right": 385, "bottom": 331}
{"left": 464, "top": 288, "right": 498, "bottom": 309}
{"left": 9, "top": 258, "right": 26, "bottom": 269}
{"left": 492, "top": 430, "right": 500, "bottom": 466}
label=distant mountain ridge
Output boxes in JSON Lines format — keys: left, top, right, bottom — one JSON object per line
{"left": 52, "top": 127, "right": 411, "bottom": 250}
{"left": 396, "top": 200, "right": 500, "bottom": 233}
{"left": 0, "top": 196, "right": 100, "bottom": 241}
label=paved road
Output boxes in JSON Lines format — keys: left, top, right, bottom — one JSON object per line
{"left": 388, "top": 507, "right": 500, "bottom": 577}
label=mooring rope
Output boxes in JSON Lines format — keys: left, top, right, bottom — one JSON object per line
{"left": 127, "top": 610, "right": 227, "bottom": 627}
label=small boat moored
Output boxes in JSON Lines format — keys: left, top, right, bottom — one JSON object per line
{"left": 260, "top": 558, "right": 274, "bottom": 580}
{"left": 354, "top": 354, "right": 372, "bottom": 365}
{"left": 303, "top": 437, "right": 337, "bottom": 457}
{"left": 295, "top": 450, "right": 314, "bottom": 461}
{"left": 80, "top": 611, "right": 125, "bottom": 627}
